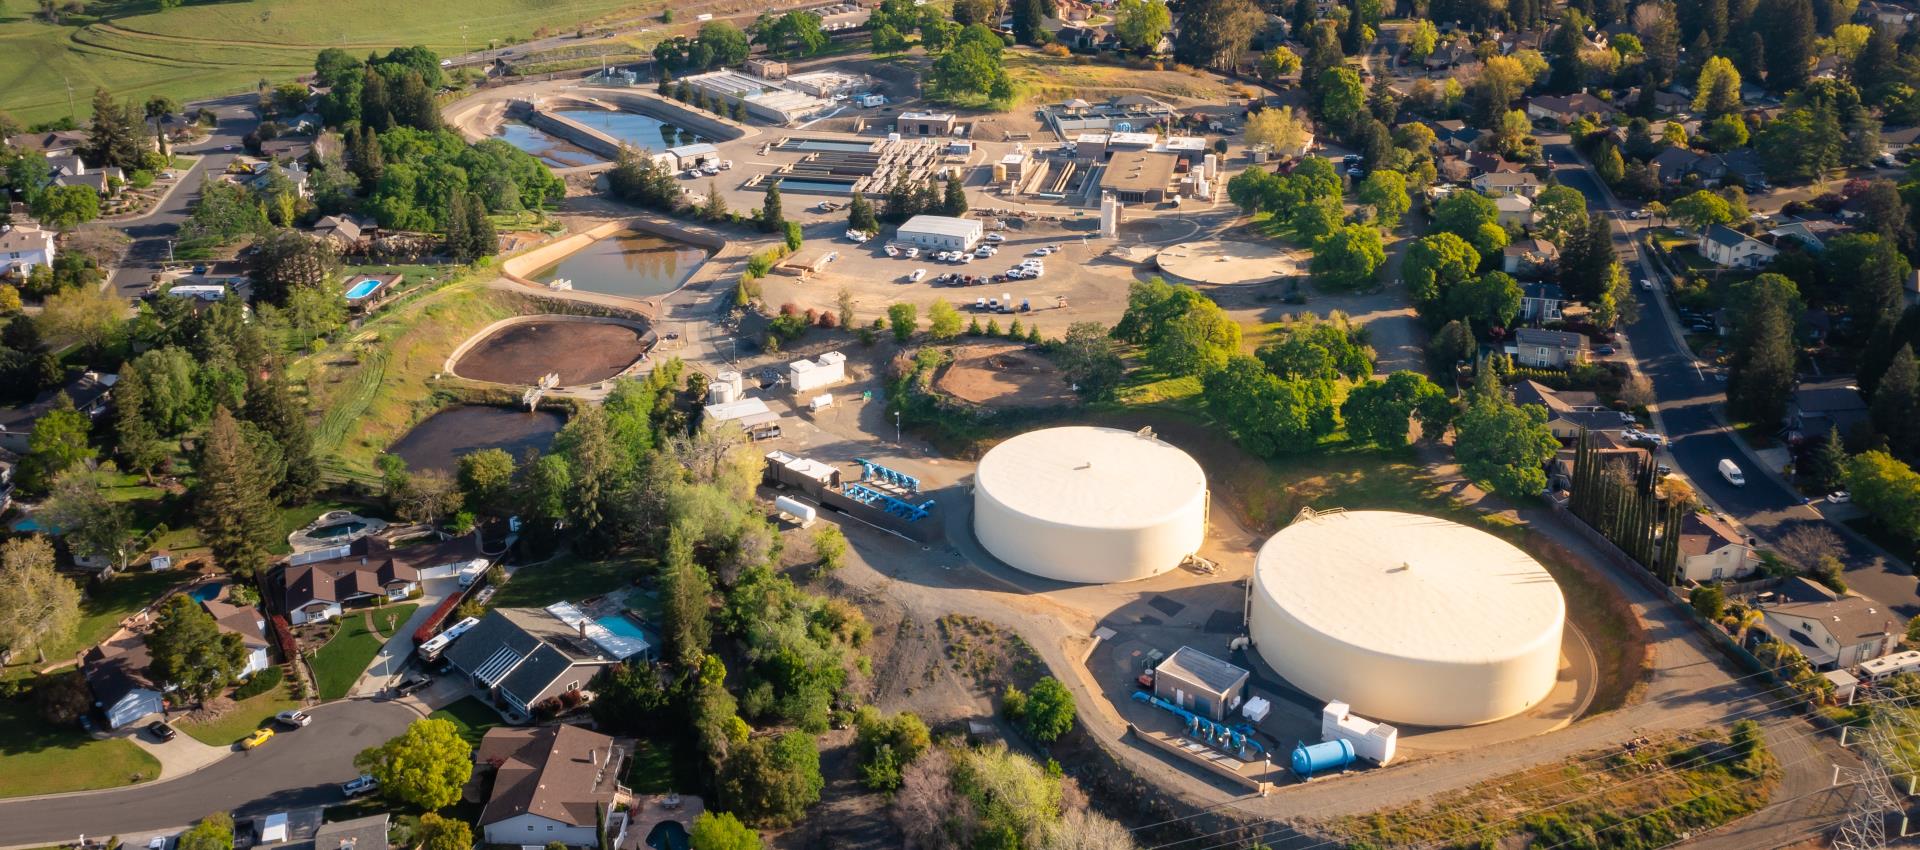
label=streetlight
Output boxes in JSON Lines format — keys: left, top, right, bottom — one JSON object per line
{"left": 895, "top": 411, "right": 901, "bottom": 444}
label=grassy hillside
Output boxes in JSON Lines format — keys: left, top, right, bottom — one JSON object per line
{"left": 0, "top": 0, "right": 646, "bottom": 124}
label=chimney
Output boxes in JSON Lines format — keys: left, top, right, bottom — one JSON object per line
{"left": 578, "top": 620, "right": 588, "bottom": 638}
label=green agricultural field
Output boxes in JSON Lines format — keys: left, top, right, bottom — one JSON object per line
{"left": 0, "top": 0, "right": 649, "bottom": 125}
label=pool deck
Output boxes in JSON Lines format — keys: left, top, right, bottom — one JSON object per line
{"left": 621, "top": 794, "right": 704, "bottom": 850}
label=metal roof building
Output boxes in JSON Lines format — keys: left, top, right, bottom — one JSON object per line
{"left": 1153, "top": 645, "right": 1250, "bottom": 721}
{"left": 895, "top": 214, "right": 984, "bottom": 251}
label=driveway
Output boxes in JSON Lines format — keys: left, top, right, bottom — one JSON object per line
{"left": 107, "top": 96, "right": 260, "bottom": 302}
{"left": 0, "top": 698, "right": 416, "bottom": 845}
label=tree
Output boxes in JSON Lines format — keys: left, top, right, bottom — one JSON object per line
{"left": 1804, "top": 426, "right": 1850, "bottom": 492}
{"left": 1454, "top": 389, "right": 1559, "bottom": 499}
{"left": 248, "top": 229, "right": 340, "bottom": 306}
{"left": 36, "top": 284, "right": 121, "bottom": 358}
{"left": 1114, "top": 0, "right": 1172, "bottom": 52}
{"left": 1018, "top": 677, "right": 1076, "bottom": 742}
{"left": 1849, "top": 450, "right": 1920, "bottom": 541}
{"left": 1762, "top": 0, "right": 1816, "bottom": 93}
{"left": 661, "top": 535, "right": 713, "bottom": 669}
{"left": 1056, "top": 322, "right": 1124, "bottom": 400}
{"left": 1314, "top": 67, "right": 1368, "bottom": 130}
{"left": 1446, "top": 271, "right": 1524, "bottom": 330}
{"left": 1828, "top": 233, "right": 1910, "bottom": 335}
{"left": 721, "top": 731, "right": 824, "bottom": 826}
{"left": 1174, "top": 0, "right": 1262, "bottom": 70}
{"left": 1705, "top": 114, "right": 1749, "bottom": 150}
{"left": 691, "top": 812, "right": 762, "bottom": 850}
{"left": 1011, "top": 0, "right": 1049, "bottom": 44}
{"left": 17, "top": 394, "right": 91, "bottom": 493}
{"left": 415, "top": 814, "right": 474, "bottom": 850}
{"left": 1533, "top": 184, "right": 1589, "bottom": 243}
{"left": 1356, "top": 170, "right": 1408, "bottom": 226}
{"left": 457, "top": 448, "right": 517, "bottom": 515}
{"left": 760, "top": 184, "right": 786, "bottom": 234}
{"left": 84, "top": 88, "right": 147, "bottom": 171}
{"left": 1693, "top": 56, "right": 1744, "bottom": 115}
{"left": 942, "top": 174, "right": 967, "bottom": 217}
{"left": 1310, "top": 224, "right": 1385, "bottom": 290}
{"left": 1241, "top": 111, "right": 1310, "bottom": 164}
{"left": 1690, "top": 584, "right": 1728, "bottom": 619}
{"left": 30, "top": 184, "right": 99, "bottom": 230}
{"left": 1146, "top": 295, "right": 1240, "bottom": 376}
{"left": 1407, "top": 19, "right": 1439, "bottom": 60}
{"left": 1202, "top": 356, "right": 1339, "bottom": 456}
{"left": 245, "top": 372, "right": 319, "bottom": 502}
{"left": 927, "top": 299, "right": 964, "bottom": 340}
{"left": 1727, "top": 274, "right": 1800, "bottom": 427}
{"left": 1257, "top": 46, "right": 1303, "bottom": 82}
{"left": 1403, "top": 232, "right": 1482, "bottom": 308}
{"left": 0, "top": 537, "right": 80, "bottom": 663}
{"left": 34, "top": 668, "right": 91, "bottom": 726}
{"left": 1594, "top": 142, "right": 1626, "bottom": 184}
{"left": 888, "top": 303, "right": 918, "bottom": 342}
{"left": 930, "top": 28, "right": 1009, "bottom": 101}
{"left": 147, "top": 594, "right": 248, "bottom": 705}
{"left": 1874, "top": 345, "right": 1920, "bottom": 459}
{"left": 195, "top": 407, "right": 277, "bottom": 580}
{"left": 355, "top": 717, "right": 474, "bottom": 811}
{"left": 847, "top": 193, "right": 878, "bottom": 233}
{"left": 854, "top": 706, "right": 932, "bottom": 791}
{"left": 1431, "top": 190, "right": 1499, "bottom": 246}
{"left": 1343, "top": 372, "right": 1448, "bottom": 446}
{"left": 178, "top": 814, "right": 235, "bottom": 850}
{"left": 1670, "top": 190, "right": 1736, "bottom": 231}
{"left": 42, "top": 471, "right": 135, "bottom": 572}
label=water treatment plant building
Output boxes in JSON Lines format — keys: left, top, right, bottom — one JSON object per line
{"left": 1246, "top": 509, "right": 1566, "bottom": 727}
{"left": 972, "top": 426, "right": 1208, "bottom": 584}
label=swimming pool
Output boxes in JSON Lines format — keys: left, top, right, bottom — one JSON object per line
{"left": 310, "top": 521, "right": 367, "bottom": 539}
{"left": 344, "top": 278, "right": 382, "bottom": 301}
{"left": 646, "top": 821, "right": 689, "bottom": 850}
{"left": 189, "top": 583, "right": 224, "bottom": 603}
{"left": 596, "top": 614, "right": 648, "bottom": 641}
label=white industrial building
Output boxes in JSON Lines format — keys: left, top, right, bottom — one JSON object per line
{"left": 1247, "top": 509, "right": 1565, "bottom": 727}
{"left": 895, "top": 215, "right": 984, "bottom": 251}
{"left": 972, "top": 426, "right": 1208, "bottom": 583}
{"left": 680, "top": 70, "right": 832, "bottom": 125}
{"left": 788, "top": 350, "right": 847, "bottom": 394}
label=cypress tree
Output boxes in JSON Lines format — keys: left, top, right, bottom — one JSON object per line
{"left": 1871, "top": 344, "right": 1920, "bottom": 460}
{"left": 361, "top": 66, "right": 393, "bottom": 132}
{"left": 195, "top": 407, "right": 277, "bottom": 580}
{"left": 465, "top": 194, "right": 497, "bottom": 261}
{"left": 443, "top": 189, "right": 472, "bottom": 261}
{"left": 761, "top": 184, "right": 785, "bottom": 234}
{"left": 942, "top": 174, "right": 967, "bottom": 217}
{"left": 244, "top": 372, "right": 318, "bottom": 502}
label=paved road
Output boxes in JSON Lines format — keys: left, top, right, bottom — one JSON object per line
{"left": 107, "top": 97, "right": 260, "bottom": 301}
{"left": 1544, "top": 140, "right": 1920, "bottom": 619}
{"left": 0, "top": 699, "right": 416, "bottom": 845}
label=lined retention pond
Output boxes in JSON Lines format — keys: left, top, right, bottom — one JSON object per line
{"left": 530, "top": 231, "right": 711, "bottom": 299}
{"left": 388, "top": 405, "right": 565, "bottom": 475}
{"left": 495, "top": 122, "right": 605, "bottom": 168}
{"left": 555, "top": 108, "right": 706, "bottom": 151}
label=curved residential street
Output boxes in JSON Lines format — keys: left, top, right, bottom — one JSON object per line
{"left": 0, "top": 699, "right": 417, "bottom": 845}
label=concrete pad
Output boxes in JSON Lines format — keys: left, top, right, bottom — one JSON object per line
{"left": 1155, "top": 240, "right": 1304, "bottom": 285}
{"left": 126, "top": 722, "right": 228, "bottom": 779}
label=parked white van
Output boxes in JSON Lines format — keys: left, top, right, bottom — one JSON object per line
{"left": 1718, "top": 459, "right": 1745, "bottom": 486}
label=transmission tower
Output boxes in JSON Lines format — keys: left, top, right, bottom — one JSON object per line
{"left": 1833, "top": 697, "right": 1920, "bottom": 850}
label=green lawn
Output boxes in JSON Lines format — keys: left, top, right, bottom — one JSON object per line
{"left": 310, "top": 603, "right": 419, "bottom": 701}
{"left": 0, "top": 0, "right": 650, "bottom": 125}
{"left": 270, "top": 500, "right": 364, "bottom": 556}
{"left": 2, "top": 569, "right": 182, "bottom": 681}
{"left": 429, "top": 696, "right": 502, "bottom": 747}
{"left": 487, "top": 553, "right": 649, "bottom": 609}
{"left": 0, "top": 700, "right": 162, "bottom": 798}
{"left": 176, "top": 684, "right": 303, "bottom": 747}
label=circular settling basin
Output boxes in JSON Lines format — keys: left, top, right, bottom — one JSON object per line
{"left": 388, "top": 405, "right": 565, "bottom": 475}
{"left": 454, "top": 318, "right": 650, "bottom": 386}
{"left": 530, "top": 230, "right": 711, "bottom": 299}
{"left": 1155, "top": 240, "right": 1303, "bottom": 286}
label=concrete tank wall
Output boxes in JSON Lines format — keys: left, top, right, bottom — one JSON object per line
{"left": 972, "top": 479, "right": 1206, "bottom": 584}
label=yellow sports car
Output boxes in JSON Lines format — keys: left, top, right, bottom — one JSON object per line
{"left": 242, "top": 727, "right": 275, "bottom": 749}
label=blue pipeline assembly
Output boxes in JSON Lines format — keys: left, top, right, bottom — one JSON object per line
{"left": 1288, "top": 738, "right": 1356, "bottom": 779}
{"left": 846, "top": 459, "right": 934, "bottom": 522}
{"left": 1131, "top": 691, "right": 1267, "bottom": 759}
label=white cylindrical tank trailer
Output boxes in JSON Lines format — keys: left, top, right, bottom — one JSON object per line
{"left": 1247, "top": 510, "right": 1566, "bottom": 727}
{"left": 972, "top": 426, "right": 1208, "bottom": 584}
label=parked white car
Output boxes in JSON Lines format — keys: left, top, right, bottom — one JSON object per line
{"left": 909, "top": 268, "right": 926, "bottom": 282}
{"left": 985, "top": 233, "right": 1005, "bottom": 243}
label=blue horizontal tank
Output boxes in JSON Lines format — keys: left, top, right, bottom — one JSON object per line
{"left": 1290, "top": 739, "right": 1355, "bottom": 779}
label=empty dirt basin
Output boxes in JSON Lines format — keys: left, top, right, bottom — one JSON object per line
{"left": 449, "top": 316, "right": 651, "bottom": 387}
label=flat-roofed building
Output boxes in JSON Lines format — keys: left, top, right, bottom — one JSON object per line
{"left": 1100, "top": 151, "right": 1179, "bottom": 204}
{"left": 897, "top": 111, "right": 958, "bottom": 136}
{"left": 896, "top": 214, "right": 984, "bottom": 250}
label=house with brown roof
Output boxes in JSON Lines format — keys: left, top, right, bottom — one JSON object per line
{"left": 1513, "top": 379, "right": 1627, "bottom": 439}
{"left": 1526, "top": 93, "right": 1614, "bottom": 124}
{"left": 274, "top": 535, "right": 476, "bottom": 625}
{"left": 84, "top": 632, "right": 164, "bottom": 729}
{"left": 1761, "top": 591, "right": 1900, "bottom": 670}
{"left": 474, "top": 724, "right": 629, "bottom": 847}
{"left": 1676, "top": 512, "right": 1761, "bottom": 583}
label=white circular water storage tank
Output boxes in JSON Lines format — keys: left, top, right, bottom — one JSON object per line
{"left": 972, "top": 426, "right": 1208, "bottom": 583}
{"left": 1249, "top": 510, "right": 1565, "bottom": 727}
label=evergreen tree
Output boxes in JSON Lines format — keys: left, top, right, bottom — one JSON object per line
{"left": 701, "top": 179, "right": 729, "bottom": 220}
{"left": 1011, "top": 0, "right": 1048, "bottom": 44}
{"left": 194, "top": 407, "right": 276, "bottom": 580}
{"left": 84, "top": 88, "right": 146, "bottom": 171}
{"left": 847, "top": 192, "right": 878, "bottom": 233}
{"left": 1342, "top": 0, "right": 1369, "bottom": 55}
{"left": 1804, "top": 425, "right": 1849, "bottom": 492}
{"left": 245, "top": 371, "right": 319, "bottom": 502}
{"left": 1727, "top": 276, "right": 1799, "bottom": 426}
{"left": 351, "top": 126, "right": 384, "bottom": 191}
{"left": 443, "top": 190, "right": 472, "bottom": 261}
{"left": 396, "top": 71, "right": 440, "bottom": 132}
{"left": 761, "top": 183, "right": 786, "bottom": 234}
{"left": 1762, "top": 0, "right": 1815, "bottom": 93}
{"left": 1873, "top": 344, "right": 1920, "bottom": 461}
{"left": 361, "top": 66, "right": 393, "bottom": 132}
{"left": 942, "top": 173, "right": 967, "bottom": 216}
{"left": 883, "top": 177, "right": 913, "bottom": 222}
{"left": 464, "top": 194, "right": 496, "bottom": 261}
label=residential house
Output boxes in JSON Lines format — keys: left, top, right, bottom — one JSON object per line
{"left": 246, "top": 162, "right": 310, "bottom": 198}
{"left": 1503, "top": 237, "right": 1559, "bottom": 277}
{"left": 1519, "top": 282, "right": 1567, "bottom": 322}
{"left": 1761, "top": 591, "right": 1900, "bottom": 670}
{"left": 1465, "top": 151, "right": 1524, "bottom": 176}
{"left": 0, "top": 371, "right": 117, "bottom": 455}
{"left": 1508, "top": 328, "right": 1589, "bottom": 369}
{"left": 1422, "top": 41, "right": 1470, "bottom": 72}
{"left": 1860, "top": 0, "right": 1917, "bottom": 31}
{"left": 1436, "top": 155, "right": 1473, "bottom": 184}
{"left": 1649, "top": 147, "right": 1726, "bottom": 185}
{"left": 83, "top": 632, "right": 164, "bottom": 729}
{"left": 201, "top": 586, "right": 272, "bottom": 678}
{"left": 0, "top": 223, "right": 57, "bottom": 277}
{"left": 49, "top": 155, "right": 125, "bottom": 197}
{"left": 1881, "top": 125, "right": 1920, "bottom": 159}
{"left": 473, "top": 724, "right": 629, "bottom": 847}
{"left": 1526, "top": 93, "right": 1614, "bottom": 125}
{"left": 1720, "top": 149, "right": 1768, "bottom": 188}
{"left": 1427, "top": 120, "right": 1483, "bottom": 154}
{"left": 271, "top": 534, "right": 476, "bottom": 625}
{"left": 1493, "top": 193, "right": 1536, "bottom": 227}
{"left": 5, "top": 130, "right": 90, "bottom": 157}
{"left": 443, "top": 604, "right": 652, "bottom": 722}
{"left": 313, "top": 814, "right": 389, "bottom": 850}
{"left": 0, "top": 456, "right": 14, "bottom": 514}
{"left": 1787, "top": 378, "right": 1869, "bottom": 440}
{"left": 1766, "top": 219, "right": 1842, "bottom": 252}
{"left": 1548, "top": 429, "right": 1644, "bottom": 490}
{"left": 1700, "top": 224, "right": 1778, "bottom": 268}
{"left": 1059, "top": 21, "right": 1119, "bottom": 51}
{"left": 1676, "top": 512, "right": 1762, "bottom": 583}
{"left": 1629, "top": 87, "right": 1693, "bottom": 114}
{"left": 311, "top": 215, "right": 366, "bottom": 249}
{"left": 1471, "top": 170, "right": 1543, "bottom": 198}
{"left": 1512, "top": 379, "right": 1624, "bottom": 439}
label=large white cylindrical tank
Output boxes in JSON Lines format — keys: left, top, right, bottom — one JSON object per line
{"left": 1248, "top": 510, "right": 1565, "bottom": 727}
{"left": 973, "top": 426, "right": 1207, "bottom": 583}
